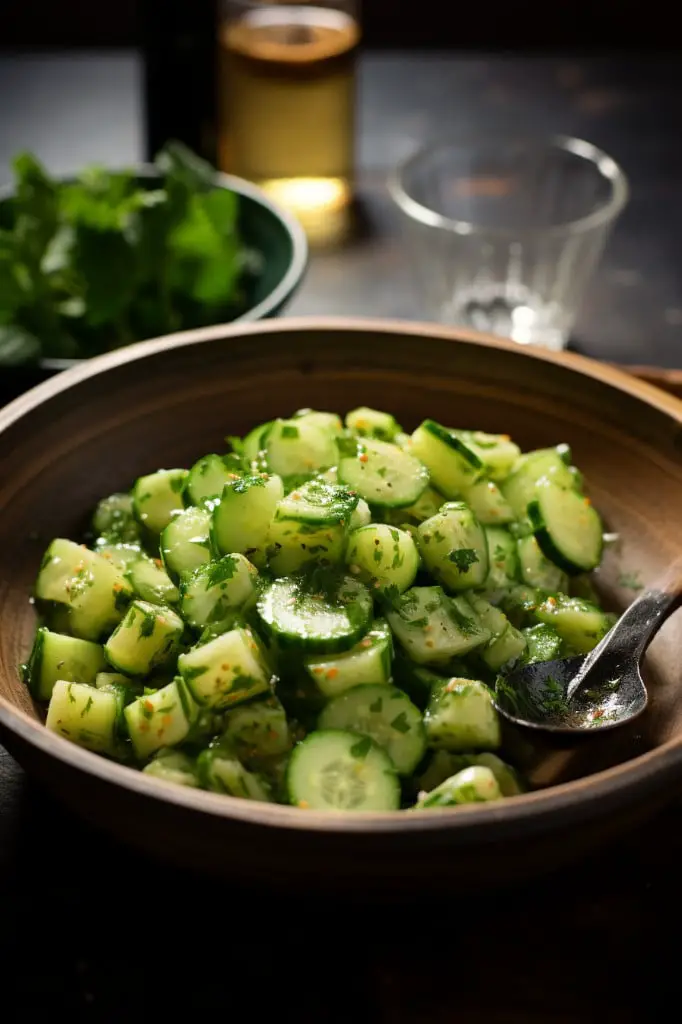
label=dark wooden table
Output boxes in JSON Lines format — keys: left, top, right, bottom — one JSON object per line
{"left": 1, "top": 50, "right": 682, "bottom": 1021}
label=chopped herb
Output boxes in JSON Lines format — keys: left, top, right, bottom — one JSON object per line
{"left": 226, "top": 435, "right": 244, "bottom": 456}
{"left": 447, "top": 548, "right": 479, "bottom": 573}
{"left": 67, "top": 684, "right": 76, "bottom": 704}
{"left": 373, "top": 547, "right": 383, "bottom": 564}
{"left": 169, "top": 475, "right": 186, "bottom": 494}
{"left": 138, "top": 609, "right": 157, "bottom": 638}
{"left": 377, "top": 467, "right": 388, "bottom": 478}
{"left": 336, "top": 433, "right": 361, "bottom": 459}
{"left": 390, "top": 712, "right": 411, "bottom": 734}
{"left": 182, "top": 665, "right": 207, "bottom": 683}
{"left": 618, "top": 570, "right": 643, "bottom": 591}
{"left": 369, "top": 696, "right": 384, "bottom": 713}
{"left": 349, "top": 735, "right": 372, "bottom": 759}
{"left": 113, "top": 586, "right": 130, "bottom": 611}
{"left": 280, "top": 424, "right": 299, "bottom": 440}
{"left": 230, "top": 474, "right": 266, "bottom": 495}
{"left": 206, "top": 555, "right": 238, "bottom": 588}
{"left": 433, "top": 530, "right": 445, "bottom": 543}
{"left": 80, "top": 695, "right": 94, "bottom": 717}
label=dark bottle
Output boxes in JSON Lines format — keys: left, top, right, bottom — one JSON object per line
{"left": 137, "top": 0, "right": 218, "bottom": 163}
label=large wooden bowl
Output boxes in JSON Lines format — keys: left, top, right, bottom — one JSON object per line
{"left": 1, "top": 318, "right": 681, "bottom": 889}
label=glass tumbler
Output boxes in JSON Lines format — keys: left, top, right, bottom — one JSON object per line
{"left": 389, "top": 135, "right": 629, "bottom": 350}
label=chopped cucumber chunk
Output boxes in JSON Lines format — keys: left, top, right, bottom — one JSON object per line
{"left": 528, "top": 480, "right": 603, "bottom": 574}
{"left": 338, "top": 437, "right": 429, "bottom": 508}
{"left": 304, "top": 619, "right": 393, "bottom": 697}
{"left": 417, "top": 502, "right": 489, "bottom": 591}
{"left": 256, "top": 572, "right": 373, "bottom": 653}
{"left": 424, "top": 678, "right": 501, "bottom": 752}
{"left": 178, "top": 626, "right": 271, "bottom": 709}
{"left": 105, "top": 601, "right": 184, "bottom": 677}
{"left": 386, "top": 586, "right": 491, "bottom": 665}
{"left": 46, "top": 680, "right": 119, "bottom": 755}
{"left": 346, "top": 523, "right": 419, "bottom": 593}
{"left": 23, "top": 628, "right": 105, "bottom": 701}
{"left": 410, "top": 420, "right": 482, "bottom": 497}
{"left": 286, "top": 730, "right": 400, "bottom": 811}
{"left": 415, "top": 765, "right": 502, "bottom": 808}
{"left": 211, "top": 473, "right": 283, "bottom": 566}
{"left": 133, "top": 469, "right": 187, "bottom": 534}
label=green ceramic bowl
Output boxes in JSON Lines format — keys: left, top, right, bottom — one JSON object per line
{"left": 0, "top": 166, "right": 308, "bottom": 404}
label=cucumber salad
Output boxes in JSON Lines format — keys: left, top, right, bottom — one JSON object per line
{"left": 22, "top": 407, "right": 615, "bottom": 812}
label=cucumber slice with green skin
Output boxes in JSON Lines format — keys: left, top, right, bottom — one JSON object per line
{"left": 346, "top": 523, "right": 420, "bottom": 593}
{"left": 124, "top": 679, "right": 194, "bottom": 760}
{"left": 348, "top": 498, "right": 371, "bottom": 531}
{"left": 337, "top": 437, "right": 429, "bottom": 508}
{"left": 304, "top": 618, "right": 393, "bottom": 697}
{"left": 318, "top": 684, "right": 426, "bottom": 775}
{"left": 92, "top": 493, "right": 140, "bottom": 545}
{"left": 417, "top": 750, "right": 525, "bottom": 797}
{"left": 127, "top": 557, "right": 180, "bottom": 606}
{"left": 222, "top": 695, "right": 292, "bottom": 761}
{"left": 179, "top": 553, "right": 258, "bottom": 630}
{"left": 382, "top": 485, "right": 445, "bottom": 528}
{"left": 256, "top": 572, "right": 373, "bottom": 653}
{"left": 517, "top": 534, "right": 569, "bottom": 591}
{"left": 286, "top": 729, "right": 400, "bottom": 811}
{"left": 275, "top": 479, "right": 358, "bottom": 527}
{"left": 414, "top": 765, "right": 502, "bottom": 808}
{"left": 527, "top": 480, "right": 603, "bottom": 574}
{"left": 95, "top": 542, "right": 144, "bottom": 572}
{"left": 425, "top": 677, "right": 501, "bottom": 752}
{"left": 95, "top": 670, "right": 134, "bottom": 689}
{"left": 184, "top": 454, "right": 242, "bottom": 505}
{"left": 466, "top": 594, "right": 527, "bottom": 672}
{"left": 240, "top": 421, "right": 273, "bottom": 466}
{"left": 453, "top": 431, "right": 521, "bottom": 482}
{"left": 520, "top": 623, "right": 564, "bottom": 665}
{"left": 198, "top": 745, "right": 273, "bottom": 801}
{"left": 409, "top": 420, "right": 482, "bottom": 498}
{"left": 460, "top": 479, "right": 515, "bottom": 525}
{"left": 105, "top": 600, "right": 184, "bottom": 677}
{"left": 499, "top": 584, "right": 544, "bottom": 628}
{"left": 345, "top": 407, "right": 402, "bottom": 442}
{"left": 267, "top": 517, "right": 346, "bottom": 576}
{"left": 293, "top": 409, "right": 344, "bottom": 435}
{"left": 482, "top": 526, "right": 520, "bottom": 597}
{"left": 23, "top": 627, "right": 106, "bottom": 701}
{"left": 265, "top": 418, "right": 337, "bottom": 477}
{"left": 417, "top": 502, "right": 489, "bottom": 591}
{"left": 533, "top": 594, "right": 613, "bottom": 653}
{"left": 211, "top": 473, "right": 283, "bottom": 565}
{"left": 500, "top": 447, "right": 576, "bottom": 519}
{"left": 132, "top": 469, "right": 187, "bottom": 534}
{"left": 46, "top": 680, "right": 119, "bottom": 755}
{"left": 143, "top": 749, "right": 199, "bottom": 788}
{"left": 178, "top": 626, "right": 272, "bottom": 709}
{"left": 160, "top": 505, "right": 213, "bottom": 581}
{"left": 386, "top": 586, "right": 491, "bottom": 665}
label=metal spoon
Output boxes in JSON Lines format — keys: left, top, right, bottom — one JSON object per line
{"left": 493, "top": 556, "right": 682, "bottom": 735}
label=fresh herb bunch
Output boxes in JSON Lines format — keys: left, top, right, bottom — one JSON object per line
{"left": 0, "top": 141, "right": 262, "bottom": 365}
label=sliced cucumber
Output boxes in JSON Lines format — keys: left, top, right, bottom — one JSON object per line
{"left": 143, "top": 749, "right": 199, "bottom": 788}
{"left": 499, "top": 584, "right": 544, "bottom": 628}
{"left": 453, "top": 430, "right": 521, "bottom": 482}
{"left": 417, "top": 502, "right": 489, "bottom": 591}
{"left": 128, "top": 557, "right": 180, "bottom": 606}
{"left": 105, "top": 601, "right": 184, "bottom": 677}
{"left": 521, "top": 623, "right": 564, "bottom": 664}
{"left": 185, "top": 453, "right": 242, "bottom": 505}
{"left": 132, "top": 469, "right": 187, "bottom": 534}
{"left": 318, "top": 684, "right": 426, "bottom": 775}
{"left": 46, "top": 680, "right": 119, "bottom": 755}
{"left": 417, "top": 750, "right": 525, "bottom": 797}
{"left": 198, "top": 745, "right": 273, "bottom": 801}
{"left": 345, "top": 406, "right": 402, "bottom": 442}
{"left": 286, "top": 729, "right": 400, "bottom": 811}
{"left": 304, "top": 618, "right": 393, "bottom": 697}
{"left": 256, "top": 572, "right": 373, "bottom": 653}
{"left": 534, "top": 594, "right": 613, "bottom": 653}
{"left": 346, "top": 523, "right": 420, "bottom": 593}
{"left": 274, "top": 479, "right": 358, "bottom": 527}
{"left": 267, "top": 516, "right": 346, "bottom": 576}
{"left": 124, "top": 679, "right": 194, "bottom": 760}
{"left": 338, "top": 437, "right": 429, "bottom": 508}
{"left": 160, "top": 505, "right": 213, "bottom": 581}
{"left": 92, "top": 492, "right": 140, "bottom": 545}
{"left": 348, "top": 498, "right": 371, "bottom": 532}
{"left": 517, "top": 533, "right": 569, "bottom": 591}
{"left": 23, "top": 627, "right": 106, "bottom": 701}
{"left": 211, "top": 473, "right": 283, "bottom": 564}
{"left": 95, "top": 542, "right": 144, "bottom": 572}
{"left": 414, "top": 765, "right": 502, "bottom": 808}
{"left": 264, "top": 418, "right": 337, "bottom": 477}
{"left": 409, "top": 420, "right": 482, "bottom": 497}
{"left": 222, "top": 695, "right": 292, "bottom": 760}
{"left": 482, "top": 526, "right": 520, "bottom": 595}
{"left": 293, "top": 408, "right": 344, "bottom": 435}
{"left": 466, "top": 594, "right": 526, "bottom": 671}
{"left": 424, "top": 677, "right": 501, "bottom": 752}
{"left": 528, "top": 480, "right": 603, "bottom": 574}
{"left": 500, "top": 446, "right": 576, "bottom": 519}
{"left": 383, "top": 485, "right": 445, "bottom": 527}
{"left": 386, "top": 586, "right": 491, "bottom": 665}
{"left": 460, "top": 478, "right": 515, "bottom": 525}
{"left": 179, "top": 553, "right": 258, "bottom": 630}
{"left": 178, "top": 626, "right": 272, "bottom": 709}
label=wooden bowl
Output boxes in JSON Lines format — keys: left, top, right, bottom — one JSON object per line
{"left": 1, "top": 317, "right": 681, "bottom": 889}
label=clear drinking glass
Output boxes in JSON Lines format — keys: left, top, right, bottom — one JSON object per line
{"left": 389, "top": 135, "right": 629, "bottom": 350}
{"left": 217, "top": 0, "right": 360, "bottom": 246}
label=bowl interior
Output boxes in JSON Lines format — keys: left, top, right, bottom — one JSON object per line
{"left": 1, "top": 320, "right": 681, "bottom": 814}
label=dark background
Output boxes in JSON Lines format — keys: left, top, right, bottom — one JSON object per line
{"left": 2, "top": 0, "right": 679, "bottom": 50}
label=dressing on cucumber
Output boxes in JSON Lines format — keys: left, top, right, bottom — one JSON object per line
{"left": 23, "top": 405, "right": 619, "bottom": 814}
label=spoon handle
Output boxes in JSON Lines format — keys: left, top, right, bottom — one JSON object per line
{"left": 566, "top": 555, "right": 682, "bottom": 702}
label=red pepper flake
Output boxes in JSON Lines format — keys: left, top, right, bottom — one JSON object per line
{"left": 546, "top": 596, "right": 557, "bottom": 609}
{"left": 221, "top": 663, "right": 231, "bottom": 671}
{"left": 584, "top": 497, "right": 592, "bottom": 506}
{"left": 112, "top": 582, "right": 124, "bottom": 592}
{"left": 360, "top": 638, "right": 372, "bottom": 648}
{"left": 154, "top": 558, "right": 163, "bottom": 568}
{"left": 162, "top": 715, "right": 172, "bottom": 727}
{"left": 445, "top": 679, "right": 457, "bottom": 692}
{"left": 592, "top": 708, "right": 604, "bottom": 719}
{"left": 291, "top": 492, "right": 301, "bottom": 500}
{"left": 313, "top": 667, "right": 324, "bottom": 674}
{"left": 326, "top": 668, "right": 339, "bottom": 680}
{"left": 425, "top": 640, "right": 435, "bottom": 648}
{"left": 500, "top": 434, "right": 511, "bottom": 441}
{"left": 298, "top": 800, "right": 310, "bottom": 809}
{"left": 359, "top": 453, "right": 369, "bottom": 463}
{"left": 144, "top": 699, "right": 154, "bottom": 711}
